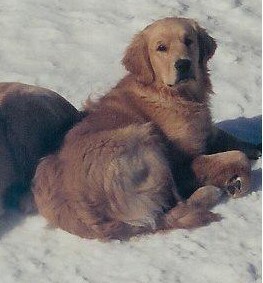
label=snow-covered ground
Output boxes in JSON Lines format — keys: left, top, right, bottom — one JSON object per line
{"left": 0, "top": 0, "right": 261, "bottom": 282}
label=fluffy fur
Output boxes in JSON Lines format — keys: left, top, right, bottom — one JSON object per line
{"left": 33, "top": 18, "right": 255, "bottom": 240}
{"left": 0, "top": 82, "right": 81, "bottom": 214}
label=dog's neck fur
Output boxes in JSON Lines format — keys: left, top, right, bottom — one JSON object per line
{"left": 104, "top": 70, "right": 213, "bottom": 158}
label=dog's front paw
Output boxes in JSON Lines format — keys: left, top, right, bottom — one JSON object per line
{"left": 192, "top": 150, "right": 251, "bottom": 198}
{"left": 224, "top": 174, "right": 250, "bottom": 198}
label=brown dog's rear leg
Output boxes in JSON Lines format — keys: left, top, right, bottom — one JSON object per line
{"left": 100, "top": 186, "right": 223, "bottom": 238}
{"left": 192, "top": 151, "right": 251, "bottom": 198}
{"left": 90, "top": 186, "right": 224, "bottom": 239}
{"left": 76, "top": 186, "right": 223, "bottom": 240}
{"left": 159, "top": 185, "right": 223, "bottom": 230}
{"left": 186, "top": 185, "right": 224, "bottom": 210}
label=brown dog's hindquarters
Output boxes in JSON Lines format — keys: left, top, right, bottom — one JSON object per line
{"left": 33, "top": 123, "right": 180, "bottom": 240}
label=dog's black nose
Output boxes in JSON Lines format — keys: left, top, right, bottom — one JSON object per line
{"left": 175, "top": 59, "right": 191, "bottom": 73}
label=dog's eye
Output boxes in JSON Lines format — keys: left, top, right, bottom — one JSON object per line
{"left": 156, "top": 44, "right": 167, "bottom": 52}
{"left": 184, "top": 38, "right": 193, "bottom": 47}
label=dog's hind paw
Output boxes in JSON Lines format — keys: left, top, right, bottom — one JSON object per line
{"left": 187, "top": 185, "right": 224, "bottom": 210}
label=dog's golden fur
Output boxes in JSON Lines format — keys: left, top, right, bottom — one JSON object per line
{"left": 0, "top": 82, "right": 81, "bottom": 214}
{"left": 33, "top": 18, "right": 253, "bottom": 240}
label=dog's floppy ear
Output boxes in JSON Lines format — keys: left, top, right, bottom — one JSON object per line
{"left": 122, "top": 33, "right": 154, "bottom": 84}
{"left": 192, "top": 21, "right": 217, "bottom": 65}
{"left": 198, "top": 28, "right": 217, "bottom": 64}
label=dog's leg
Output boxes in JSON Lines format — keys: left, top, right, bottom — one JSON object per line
{"left": 159, "top": 185, "right": 223, "bottom": 230}
{"left": 207, "top": 126, "right": 261, "bottom": 160}
{"left": 91, "top": 187, "right": 223, "bottom": 239}
{"left": 192, "top": 151, "right": 251, "bottom": 198}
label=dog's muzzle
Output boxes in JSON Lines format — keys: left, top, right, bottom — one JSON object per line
{"left": 175, "top": 59, "right": 195, "bottom": 83}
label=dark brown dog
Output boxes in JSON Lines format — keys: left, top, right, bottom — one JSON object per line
{"left": 0, "top": 82, "right": 82, "bottom": 214}
{"left": 33, "top": 18, "right": 257, "bottom": 240}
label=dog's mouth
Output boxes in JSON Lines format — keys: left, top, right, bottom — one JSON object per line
{"left": 167, "top": 72, "right": 195, "bottom": 87}
{"left": 177, "top": 72, "right": 195, "bottom": 83}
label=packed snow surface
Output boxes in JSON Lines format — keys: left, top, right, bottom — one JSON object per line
{"left": 0, "top": 1, "right": 261, "bottom": 282}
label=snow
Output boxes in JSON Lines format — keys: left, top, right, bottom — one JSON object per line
{"left": 0, "top": 0, "right": 261, "bottom": 283}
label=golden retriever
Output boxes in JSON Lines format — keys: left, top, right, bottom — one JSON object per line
{"left": 0, "top": 82, "right": 81, "bottom": 215}
{"left": 33, "top": 17, "right": 256, "bottom": 240}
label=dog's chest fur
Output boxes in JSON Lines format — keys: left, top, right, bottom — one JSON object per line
{"left": 131, "top": 87, "right": 212, "bottom": 157}
{"left": 94, "top": 78, "right": 212, "bottom": 158}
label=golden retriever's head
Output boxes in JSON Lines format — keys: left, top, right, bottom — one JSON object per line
{"left": 122, "top": 17, "right": 216, "bottom": 88}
